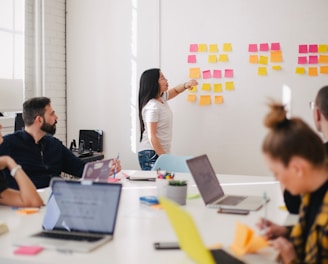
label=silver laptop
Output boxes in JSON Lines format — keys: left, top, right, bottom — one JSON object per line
{"left": 14, "top": 178, "right": 122, "bottom": 253}
{"left": 82, "top": 159, "right": 113, "bottom": 182}
{"left": 186, "top": 154, "right": 267, "bottom": 211}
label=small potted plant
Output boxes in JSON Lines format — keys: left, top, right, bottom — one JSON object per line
{"left": 166, "top": 180, "right": 188, "bottom": 205}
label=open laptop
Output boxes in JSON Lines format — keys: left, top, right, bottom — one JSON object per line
{"left": 186, "top": 154, "right": 266, "bottom": 211}
{"left": 14, "top": 178, "right": 122, "bottom": 253}
{"left": 160, "top": 197, "right": 245, "bottom": 264}
{"left": 82, "top": 159, "right": 114, "bottom": 182}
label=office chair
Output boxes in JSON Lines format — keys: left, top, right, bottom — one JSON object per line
{"left": 151, "top": 154, "right": 193, "bottom": 173}
{"left": 14, "top": 113, "right": 25, "bottom": 131}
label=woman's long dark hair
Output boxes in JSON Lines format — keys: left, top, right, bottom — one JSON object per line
{"left": 138, "top": 68, "right": 160, "bottom": 142}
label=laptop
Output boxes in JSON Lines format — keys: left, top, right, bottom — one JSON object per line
{"left": 82, "top": 159, "right": 114, "bottom": 182}
{"left": 160, "top": 197, "right": 245, "bottom": 264}
{"left": 186, "top": 154, "right": 267, "bottom": 211}
{"left": 14, "top": 178, "right": 122, "bottom": 253}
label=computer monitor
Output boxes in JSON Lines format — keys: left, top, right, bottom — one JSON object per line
{"left": 79, "top": 129, "right": 103, "bottom": 152}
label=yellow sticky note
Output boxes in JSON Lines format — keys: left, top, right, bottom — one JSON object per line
{"left": 270, "top": 51, "right": 283, "bottom": 63}
{"left": 308, "top": 67, "right": 318, "bottom": 76}
{"left": 223, "top": 43, "right": 232, "bottom": 52}
{"left": 189, "top": 68, "right": 201, "bottom": 79}
{"left": 318, "top": 44, "right": 328, "bottom": 53}
{"left": 319, "top": 55, "right": 328, "bottom": 64}
{"left": 218, "top": 54, "right": 228, "bottom": 62}
{"left": 249, "top": 55, "right": 258, "bottom": 64}
{"left": 187, "top": 94, "right": 197, "bottom": 102}
{"left": 225, "top": 82, "right": 234, "bottom": 91}
{"left": 209, "top": 44, "right": 218, "bottom": 53}
{"left": 320, "top": 66, "right": 328, "bottom": 74}
{"left": 213, "top": 83, "right": 223, "bottom": 93}
{"left": 189, "top": 86, "right": 197, "bottom": 92}
{"left": 198, "top": 44, "right": 207, "bottom": 52}
{"left": 259, "top": 55, "right": 268, "bottom": 65}
{"left": 214, "top": 96, "right": 224, "bottom": 104}
{"left": 295, "top": 67, "right": 306, "bottom": 75}
{"left": 272, "top": 65, "right": 282, "bottom": 70}
{"left": 199, "top": 95, "right": 211, "bottom": 106}
{"left": 201, "top": 83, "right": 211, "bottom": 91}
{"left": 258, "top": 67, "right": 267, "bottom": 76}
{"left": 208, "top": 55, "right": 217, "bottom": 63}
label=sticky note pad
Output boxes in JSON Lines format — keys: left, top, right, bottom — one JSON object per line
{"left": 259, "top": 55, "right": 268, "bottom": 65}
{"left": 213, "top": 70, "right": 222, "bottom": 78}
{"left": 188, "top": 55, "right": 197, "bottom": 63}
{"left": 16, "top": 208, "right": 40, "bottom": 215}
{"left": 258, "top": 67, "right": 267, "bottom": 76}
{"left": 189, "top": 44, "right": 198, "bottom": 52}
{"left": 198, "top": 44, "right": 207, "bottom": 52}
{"left": 320, "top": 66, "right": 328, "bottom": 74}
{"left": 270, "top": 42, "right": 280, "bottom": 51}
{"left": 219, "top": 54, "right": 229, "bottom": 62}
{"left": 208, "top": 55, "right": 217, "bottom": 63}
{"left": 201, "top": 83, "right": 211, "bottom": 91}
{"left": 14, "top": 246, "right": 43, "bottom": 255}
{"left": 223, "top": 43, "right": 232, "bottom": 52}
{"left": 187, "top": 94, "right": 197, "bottom": 102}
{"left": 299, "top": 44, "right": 308, "bottom": 53}
{"left": 213, "top": 83, "right": 223, "bottom": 93}
{"left": 189, "top": 68, "right": 201, "bottom": 79}
{"left": 248, "top": 44, "right": 258, "bottom": 52}
{"left": 209, "top": 44, "right": 218, "bottom": 53}
{"left": 249, "top": 55, "right": 258, "bottom": 64}
{"left": 202, "top": 70, "right": 212, "bottom": 79}
{"left": 199, "top": 95, "right": 211, "bottom": 106}
{"left": 308, "top": 67, "right": 318, "bottom": 76}
{"left": 214, "top": 96, "right": 224, "bottom": 104}
{"left": 259, "top": 43, "right": 269, "bottom": 52}
{"left": 296, "top": 67, "right": 306, "bottom": 74}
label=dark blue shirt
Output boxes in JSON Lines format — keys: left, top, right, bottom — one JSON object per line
{"left": 0, "top": 131, "right": 85, "bottom": 189}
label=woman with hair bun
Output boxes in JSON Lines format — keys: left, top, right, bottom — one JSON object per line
{"left": 257, "top": 101, "right": 328, "bottom": 264}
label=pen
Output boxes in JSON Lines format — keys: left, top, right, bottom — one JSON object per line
{"left": 263, "top": 192, "right": 268, "bottom": 232}
{"left": 114, "top": 153, "right": 120, "bottom": 178}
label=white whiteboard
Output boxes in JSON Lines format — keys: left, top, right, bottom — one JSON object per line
{"left": 160, "top": 0, "right": 328, "bottom": 176}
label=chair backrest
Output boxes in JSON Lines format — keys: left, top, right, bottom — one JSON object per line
{"left": 14, "top": 113, "right": 25, "bottom": 131}
{"left": 151, "top": 154, "right": 193, "bottom": 173}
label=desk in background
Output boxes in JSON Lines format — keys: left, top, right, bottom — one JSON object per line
{"left": 74, "top": 151, "right": 104, "bottom": 163}
{"left": 0, "top": 172, "right": 298, "bottom": 264}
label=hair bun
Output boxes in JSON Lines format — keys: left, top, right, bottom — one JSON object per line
{"left": 264, "top": 101, "right": 288, "bottom": 129}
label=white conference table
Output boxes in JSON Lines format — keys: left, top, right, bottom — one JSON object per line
{"left": 0, "top": 171, "right": 298, "bottom": 264}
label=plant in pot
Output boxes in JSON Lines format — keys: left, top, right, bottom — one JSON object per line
{"left": 166, "top": 180, "right": 188, "bottom": 205}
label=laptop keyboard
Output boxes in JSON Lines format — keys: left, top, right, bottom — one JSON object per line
{"left": 33, "top": 232, "right": 104, "bottom": 242}
{"left": 217, "top": 195, "right": 247, "bottom": 205}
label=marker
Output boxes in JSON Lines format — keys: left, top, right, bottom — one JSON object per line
{"left": 263, "top": 192, "right": 268, "bottom": 232}
{"left": 114, "top": 153, "right": 120, "bottom": 178}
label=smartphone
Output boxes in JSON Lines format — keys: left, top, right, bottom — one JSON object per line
{"left": 217, "top": 208, "right": 249, "bottom": 215}
{"left": 153, "top": 242, "right": 180, "bottom": 250}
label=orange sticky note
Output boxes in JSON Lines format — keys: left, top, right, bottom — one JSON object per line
{"left": 187, "top": 94, "right": 197, "bottom": 102}
{"left": 199, "top": 95, "right": 211, "bottom": 106}
{"left": 320, "top": 66, "right": 328, "bottom": 74}
{"left": 308, "top": 67, "right": 318, "bottom": 76}
{"left": 319, "top": 55, "right": 328, "bottom": 64}
{"left": 249, "top": 55, "right": 258, "bottom": 64}
{"left": 270, "top": 51, "right": 283, "bottom": 63}
{"left": 189, "top": 68, "right": 201, "bottom": 79}
{"left": 214, "top": 96, "right": 224, "bottom": 104}
{"left": 16, "top": 208, "right": 40, "bottom": 215}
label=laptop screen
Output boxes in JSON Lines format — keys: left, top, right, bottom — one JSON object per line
{"left": 186, "top": 154, "right": 225, "bottom": 204}
{"left": 82, "top": 159, "right": 113, "bottom": 182}
{"left": 42, "top": 179, "right": 122, "bottom": 235}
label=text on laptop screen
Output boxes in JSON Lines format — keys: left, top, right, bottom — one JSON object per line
{"left": 42, "top": 180, "right": 121, "bottom": 235}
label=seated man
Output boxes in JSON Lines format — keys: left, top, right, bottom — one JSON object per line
{"left": 0, "top": 97, "right": 121, "bottom": 189}
{"left": 0, "top": 124, "right": 43, "bottom": 207}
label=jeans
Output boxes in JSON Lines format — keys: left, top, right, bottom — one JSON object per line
{"left": 138, "top": 150, "right": 158, "bottom": 170}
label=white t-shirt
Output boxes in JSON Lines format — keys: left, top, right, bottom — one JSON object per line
{"left": 138, "top": 91, "right": 173, "bottom": 153}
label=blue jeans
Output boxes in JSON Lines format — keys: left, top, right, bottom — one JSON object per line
{"left": 138, "top": 150, "right": 158, "bottom": 170}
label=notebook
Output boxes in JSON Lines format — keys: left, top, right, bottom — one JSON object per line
{"left": 14, "top": 178, "right": 122, "bottom": 253}
{"left": 186, "top": 154, "right": 267, "bottom": 211}
{"left": 160, "top": 197, "right": 245, "bottom": 264}
{"left": 82, "top": 159, "right": 117, "bottom": 182}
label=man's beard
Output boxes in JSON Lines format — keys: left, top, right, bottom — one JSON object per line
{"left": 41, "top": 121, "right": 57, "bottom": 135}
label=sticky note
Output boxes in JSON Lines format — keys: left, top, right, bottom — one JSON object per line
{"left": 213, "top": 70, "right": 222, "bottom": 78}
{"left": 319, "top": 55, "right": 328, "bottom": 64}
{"left": 296, "top": 67, "right": 306, "bottom": 74}
{"left": 308, "top": 67, "right": 318, "bottom": 76}
{"left": 189, "top": 86, "right": 197, "bottom": 92}
{"left": 299, "top": 44, "right": 308, "bottom": 53}
{"left": 199, "top": 95, "right": 211, "bottom": 106}
{"left": 309, "top": 55, "right": 318, "bottom": 64}
{"left": 259, "top": 55, "right": 268, "bottom": 65}
{"left": 213, "top": 83, "right": 223, "bottom": 92}
{"left": 198, "top": 44, "right": 207, "bottom": 52}
{"left": 249, "top": 55, "right": 258, "bottom": 64}
{"left": 188, "top": 55, "right": 197, "bottom": 63}
{"left": 187, "top": 94, "right": 197, "bottom": 103}
{"left": 16, "top": 208, "right": 40, "bottom": 215}
{"left": 189, "top": 68, "right": 201, "bottom": 79}
{"left": 201, "top": 83, "right": 211, "bottom": 91}
{"left": 259, "top": 43, "right": 269, "bottom": 52}
{"left": 223, "top": 43, "right": 232, "bottom": 52}
{"left": 318, "top": 44, "right": 328, "bottom": 53}
{"left": 270, "top": 42, "right": 280, "bottom": 51}
{"left": 258, "top": 67, "right": 267, "bottom": 76}
{"left": 309, "top": 44, "right": 318, "bottom": 53}
{"left": 219, "top": 54, "right": 229, "bottom": 62}
{"left": 272, "top": 65, "right": 282, "bottom": 70}
{"left": 14, "top": 246, "right": 43, "bottom": 255}
{"left": 208, "top": 55, "right": 217, "bottom": 63}
{"left": 270, "top": 51, "right": 283, "bottom": 63}
{"left": 214, "top": 96, "right": 224, "bottom": 104}
{"left": 189, "top": 44, "right": 198, "bottom": 52}
{"left": 298, "top": 56, "right": 307, "bottom": 64}
{"left": 320, "top": 66, "right": 328, "bottom": 74}
{"left": 248, "top": 44, "right": 258, "bottom": 52}
{"left": 202, "top": 70, "right": 211, "bottom": 79}
{"left": 224, "top": 69, "right": 233, "bottom": 78}
{"left": 209, "top": 44, "right": 218, "bottom": 53}
{"left": 225, "top": 81, "right": 234, "bottom": 91}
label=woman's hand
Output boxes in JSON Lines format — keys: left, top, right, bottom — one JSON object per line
{"left": 256, "top": 217, "right": 289, "bottom": 239}
{"left": 270, "top": 237, "right": 296, "bottom": 264}
{"left": 184, "top": 80, "right": 198, "bottom": 90}
{"left": 109, "top": 158, "right": 121, "bottom": 176}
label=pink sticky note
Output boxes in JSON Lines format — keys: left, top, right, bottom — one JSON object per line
{"left": 299, "top": 44, "right": 308, "bottom": 53}
{"left": 248, "top": 44, "right": 258, "bottom": 52}
{"left": 309, "top": 55, "right": 318, "bottom": 64}
{"left": 202, "top": 70, "right": 211, "bottom": 79}
{"left": 271, "top": 43, "right": 280, "bottom": 51}
{"left": 213, "top": 70, "right": 222, "bottom": 78}
{"left": 224, "top": 69, "right": 234, "bottom": 78}
{"left": 14, "top": 246, "right": 43, "bottom": 255}
{"left": 309, "top": 44, "right": 318, "bottom": 53}
{"left": 298, "top": 56, "right": 307, "bottom": 64}
{"left": 188, "top": 55, "right": 196, "bottom": 63}
{"left": 189, "top": 44, "right": 198, "bottom": 52}
{"left": 259, "top": 43, "right": 269, "bottom": 52}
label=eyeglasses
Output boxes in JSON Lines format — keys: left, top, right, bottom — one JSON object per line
{"left": 309, "top": 101, "right": 315, "bottom": 110}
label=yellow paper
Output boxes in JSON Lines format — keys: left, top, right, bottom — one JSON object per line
{"left": 209, "top": 44, "right": 218, "bottom": 53}
{"left": 201, "top": 83, "right": 211, "bottom": 91}
{"left": 259, "top": 55, "right": 268, "bottom": 65}
{"left": 308, "top": 67, "right": 318, "bottom": 76}
{"left": 187, "top": 94, "right": 197, "bottom": 102}
{"left": 223, "top": 43, "right": 232, "bottom": 52}
{"left": 295, "top": 67, "right": 306, "bottom": 75}
{"left": 249, "top": 55, "right": 258, "bottom": 64}
{"left": 198, "top": 44, "right": 207, "bottom": 52}
{"left": 213, "top": 83, "right": 223, "bottom": 93}
{"left": 319, "top": 55, "right": 328, "bottom": 64}
{"left": 258, "top": 67, "right": 267, "bottom": 76}
{"left": 189, "top": 86, "right": 197, "bottom": 92}
{"left": 189, "top": 68, "right": 201, "bottom": 79}
{"left": 218, "top": 54, "right": 228, "bottom": 62}
{"left": 208, "top": 55, "right": 217, "bottom": 63}
{"left": 214, "top": 96, "right": 224, "bottom": 104}
{"left": 225, "top": 82, "right": 234, "bottom": 91}
{"left": 270, "top": 51, "right": 283, "bottom": 63}
{"left": 199, "top": 95, "right": 211, "bottom": 106}
{"left": 318, "top": 44, "right": 328, "bottom": 53}
{"left": 320, "top": 66, "right": 328, "bottom": 74}
{"left": 272, "top": 65, "right": 282, "bottom": 70}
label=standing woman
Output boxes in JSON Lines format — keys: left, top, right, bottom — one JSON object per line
{"left": 138, "top": 68, "right": 198, "bottom": 170}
